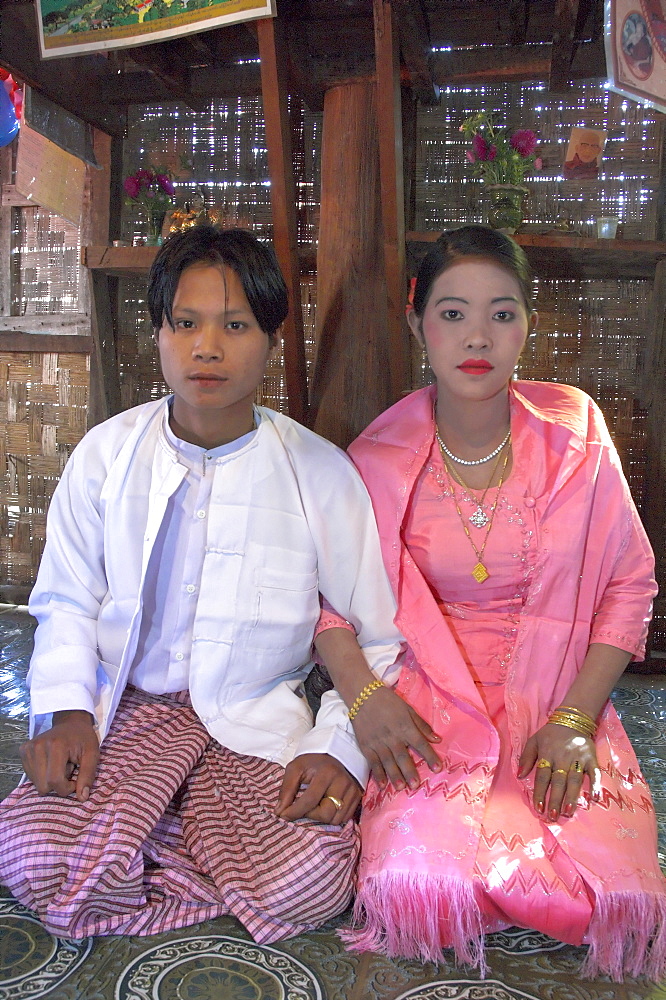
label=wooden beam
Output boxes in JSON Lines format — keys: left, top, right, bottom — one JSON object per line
{"left": 0, "top": 4, "right": 120, "bottom": 135}
{"left": 285, "top": 21, "right": 325, "bottom": 113}
{"left": 373, "top": 0, "right": 410, "bottom": 402}
{"left": 128, "top": 44, "right": 209, "bottom": 113}
{"left": 87, "top": 271, "right": 122, "bottom": 429}
{"left": 0, "top": 147, "right": 13, "bottom": 318}
{"left": 549, "top": 0, "right": 580, "bottom": 91}
{"left": 392, "top": 0, "right": 439, "bottom": 105}
{"left": 431, "top": 38, "right": 605, "bottom": 85}
{"left": 0, "top": 314, "right": 89, "bottom": 333}
{"left": 256, "top": 16, "right": 309, "bottom": 426}
{"left": 0, "top": 332, "right": 91, "bottom": 353}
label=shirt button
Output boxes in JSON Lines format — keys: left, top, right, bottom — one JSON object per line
{"left": 197, "top": 509, "right": 206, "bottom": 519}
{"left": 524, "top": 496, "right": 536, "bottom": 508}
{"left": 186, "top": 584, "right": 195, "bottom": 594}
{"left": 175, "top": 652, "right": 184, "bottom": 661}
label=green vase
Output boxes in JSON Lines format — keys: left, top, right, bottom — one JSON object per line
{"left": 144, "top": 210, "right": 166, "bottom": 245}
{"left": 485, "top": 184, "right": 528, "bottom": 234}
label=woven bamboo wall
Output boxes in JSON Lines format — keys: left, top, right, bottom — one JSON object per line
{"left": 0, "top": 349, "right": 88, "bottom": 599}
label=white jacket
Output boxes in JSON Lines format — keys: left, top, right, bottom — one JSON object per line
{"left": 27, "top": 399, "right": 404, "bottom": 786}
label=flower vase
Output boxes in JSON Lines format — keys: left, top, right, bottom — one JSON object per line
{"left": 485, "top": 184, "right": 528, "bottom": 234}
{"left": 144, "top": 210, "right": 166, "bottom": 246}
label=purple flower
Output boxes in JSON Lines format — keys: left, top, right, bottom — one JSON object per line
{"left": 156, "top": 174, "right": 175, "bottom": 195}
{"left": 135, "top": 168, "right": 153, "bottom": 186}
{"left": 471, "top": 134, "right": 490, "bottom": 160}
{"left": 471, "top": 134, "right": 497, "bottom": 161}
{"left": 510, "top": 129, "right": 538, "bottom": 157}
{"left": 123, "top": 176, "right": 140, "bottom": 199}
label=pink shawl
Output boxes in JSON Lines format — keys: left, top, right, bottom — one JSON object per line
{"left": 347, "top": 381, "right": 665, "bottom": 979}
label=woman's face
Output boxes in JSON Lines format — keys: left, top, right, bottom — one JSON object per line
{"left": 408, "top": 258, "right": 534, "bottom": 407}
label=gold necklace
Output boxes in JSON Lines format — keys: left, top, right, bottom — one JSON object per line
{"left": 444, "top": 440, "right": 509, "bottom": 528}
{"left": 439, "top": 442, "right": 511, "bottom": 583}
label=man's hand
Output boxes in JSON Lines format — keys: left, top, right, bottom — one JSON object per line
{"left": 275, "top": 753, "right": 362, "bottom": 824}
{"left": 20, "top": 709, "right": 99, "bottom": 802}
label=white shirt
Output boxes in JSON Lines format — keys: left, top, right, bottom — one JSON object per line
{"left": 27, "top": 398, "right": 403, "bottom": 786}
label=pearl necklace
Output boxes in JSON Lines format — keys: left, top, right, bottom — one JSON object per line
{"left": 435, "top": 427, "right": 511, "bottom": 466}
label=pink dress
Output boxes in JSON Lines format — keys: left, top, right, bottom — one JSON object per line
{"left": 346, "top": 381, "right": 666, "bottom": 981}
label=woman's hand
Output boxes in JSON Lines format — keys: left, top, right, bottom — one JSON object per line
{"left": 518, "top": 723, "right": 601, "bottom": 820}
{"left": 351, "top": 687, "right": 442, "bottom": 791}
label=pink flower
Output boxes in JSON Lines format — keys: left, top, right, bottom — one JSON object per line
{"left": 487, "top": 144, "right": 497, "bottom": 161}
{"left": 471, "top": 134, "right": 490, "bottom": 160}
{"left": 123, "top": 176, "right": 140, "bottom": 199}
{"left": 534, "top": 156, "right": 543, "bottom": 170}
{"left": 466, "top": 150, "right": 476, "bottom": 163}
{"left": 135, "top": 169, "right": 153, "bottom": 186}
{"left": 510, "top": 129, "right": 538, "bottom": 157}
{"left": 156, "top": 174, "right": 175, "bottom": 195}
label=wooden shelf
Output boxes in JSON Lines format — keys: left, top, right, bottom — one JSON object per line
{"left": 407, "top": 232, "right": 666, "bottom": 281}
{"left": 82, "top": 245, "right": 159, "bottom": 277}
{"left": 82, "top": 244, "right": 319, "bottom": 277}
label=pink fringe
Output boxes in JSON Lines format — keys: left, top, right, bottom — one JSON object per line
{"left": 581, "top": 890, "right": 666, "bottom": 982}
{"left": 340, "top": 871, "right": 487, "bottom": 976}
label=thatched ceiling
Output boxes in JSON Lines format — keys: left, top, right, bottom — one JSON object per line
{"left": 0, "top": 0, "right": 605, "bottom": 134}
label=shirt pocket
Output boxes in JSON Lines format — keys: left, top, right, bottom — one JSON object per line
{"left": 248, "top": 562, "right": 319, "bottom": 652}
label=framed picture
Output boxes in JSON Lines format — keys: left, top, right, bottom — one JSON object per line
{"left": 36, "top": 0, "right": 276, "bottom": 59}
{"left": 605, "top": 0, "right": 666, "bottom": 114}
{"left": 563, "top": 127, "right": 607, "bottom": 180}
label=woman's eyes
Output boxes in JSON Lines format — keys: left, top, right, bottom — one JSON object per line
{"left": 174, "top": 319, "right": 194, "bottom": 329}
{"left": 172, "top": 319, "right": 248, "bottom": 331}
{"left": 438, "top": 309, "right": 516, "bottom": 322}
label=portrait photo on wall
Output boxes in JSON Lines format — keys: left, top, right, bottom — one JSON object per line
{"left": 563, "top": 127, "right": 607, "bottom": 180}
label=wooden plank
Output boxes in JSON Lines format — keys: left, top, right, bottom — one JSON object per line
{"left": 256, "top": 16, "right": 309, "bottom": 426}
{"left": 392, "top": 0, "right": 439, "bottom": 105}
{"left": 373, "top": 0, "right": 410, "bottom": 402}
{"left": 87, "top": 271, "right": 122, "bottom": 429}
{"left": 407, "top": 232, "right": 666, "bottom": 281}
{"left": 0, "top": 314, "right": 89, "bottom": 332}
{"left": 430, "top": 38, "right": 605, "bottom": 85}
{"left": 311, "top": 82, "right": 395, "bottom": 447}
{"left": 549, "top": 0, "right": 580, "bottom": 91}
{"left": 641, "top": 260, "right": 666, "bottom": 633}
{"left": 129, "top": 44, "right": 209, "bottom": 113}
{"left": 0, "top": 333, "right": 92, "bottom": 353}
{"left": 1, "top": 184, "right": 39, "bottom": 209}
{"left": 0, "top": 147, "right": 13, "bottom": 318}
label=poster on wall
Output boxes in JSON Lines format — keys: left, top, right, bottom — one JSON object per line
{"left": 605, "top": 0, "right": 666, "bottom": 113}
{"left": 35, "top": 0, "right": 276, "bottom": 59}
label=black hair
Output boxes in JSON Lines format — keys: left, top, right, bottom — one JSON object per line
{"left": 147, "top": 225, "right": 289, "bottom": 336}
{"left": 412, "top": 225, "right": 534, "bottom": 316}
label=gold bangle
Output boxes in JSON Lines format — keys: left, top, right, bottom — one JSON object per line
{"left": 557, "top": 705, "right": 597, "bottom": 727}
{"left": 348, "top": 679, "right": 384, "bottom": 720}
{"left": 548, "top": 712, "right": 596, "bottom": 734}
{"left": 548, "top": 711, "right": 596, "bottom": 739}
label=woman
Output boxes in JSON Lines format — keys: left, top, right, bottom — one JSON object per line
{"left": 317, "top": 225, "right": 665, "bottom": 980}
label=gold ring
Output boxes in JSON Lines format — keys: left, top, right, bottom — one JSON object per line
{"left": 536, "top": 758, "right": 552, "bottom": 769}
{"left": 553, "top": 768, "right": 568, "bottom": 775}
{"left": 572, "top": 760, "right": 583, "bottom": 773}
{"left": 323, "top": 794, "right": 343, "bottom": 811}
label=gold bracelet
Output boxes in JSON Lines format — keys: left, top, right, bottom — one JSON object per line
{"left": 548, "top": 705, "right": 597, "bottom": 739}
{"left": 348, "top": 679, "right": 384, "bottom": 720}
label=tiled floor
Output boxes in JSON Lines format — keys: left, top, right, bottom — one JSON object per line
{"left": 2, "top": 604, "right": 666, "bottom": 999}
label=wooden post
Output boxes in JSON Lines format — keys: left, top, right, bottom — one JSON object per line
{"left": 85, "top": 129, "right": 122, "bottom": 428}
{"left": 310, "top": 82, "right": 395, "bottom": 448}
{"left": 257, "top": 16, "right": 309, "bottom": 426}
{"left": 640, "top": 258, "right": 666, "bottom": 652}
{"left": 373, "top": 0, "right": 410, "bottom": 403}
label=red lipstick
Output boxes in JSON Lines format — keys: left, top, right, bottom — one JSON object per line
{"left": 458, "top": 360, "right": 493, "bottom": 374}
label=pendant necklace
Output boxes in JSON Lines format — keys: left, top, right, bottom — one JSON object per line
{"left": 445, "top": 443, "right": 508, "bottom": 528}
{"left": 438, "top": 438, "right": 511, "bottom": 583}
